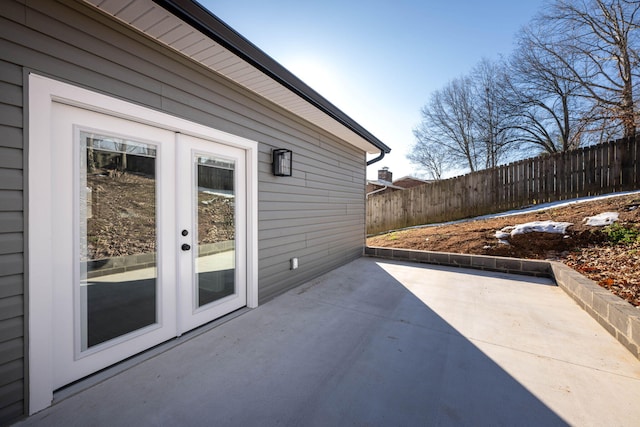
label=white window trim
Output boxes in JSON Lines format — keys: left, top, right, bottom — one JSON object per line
{"left": 27, "top": 74, "right": 259, "bottom": 414}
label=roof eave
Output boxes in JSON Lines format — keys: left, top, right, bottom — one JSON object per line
{"left": 153, "top": 0, "right": 391, "bottom": 155}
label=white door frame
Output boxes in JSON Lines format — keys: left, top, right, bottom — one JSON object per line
{"left": 51, "top": 105, "right": 179, "bottom": 390}
{"left": 176, "top": 133, "right": 248, "bottom": 332}
{"left": 28, "top": 74, "right": 259, "bottom": 414}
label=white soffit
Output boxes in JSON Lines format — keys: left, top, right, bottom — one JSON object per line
{"left": 83, "top": 0, "right": 381, "bottom": 154}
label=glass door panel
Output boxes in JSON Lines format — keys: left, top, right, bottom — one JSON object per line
{"left": 195, "top": 156, "right": 236, "bottom": 307}
{"left": 52, "top": 101, "right": 177, "bottom": 391}
{"left": 79, "top": 131, "right": 158, "bottom": 350}
{"left": 177, "top": 134, "right": 246, "bottom": 332}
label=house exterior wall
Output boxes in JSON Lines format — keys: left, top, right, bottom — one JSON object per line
{"left": 0, "top": 0, "right": 366, "bottom": 422}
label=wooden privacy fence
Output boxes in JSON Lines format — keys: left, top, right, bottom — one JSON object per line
{"left": 367, "top": 136, "right": 640, "bottom": 235}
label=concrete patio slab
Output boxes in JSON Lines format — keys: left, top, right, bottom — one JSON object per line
{"left": 15, "top": 258, "right": 640, "bottom": 426}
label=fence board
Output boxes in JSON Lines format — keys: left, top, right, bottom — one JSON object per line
{"left": 621, "top": 138, "right": 633, "bottom": 191}
{"left": 544, "top": 155, "right": 553, "bottom": 202}
{"left": 576, "top": 148, "right": 581, "bottom": 196}
{"left": 557, "top": 152, "right": 565, "bottom": 199}
{"left": 595, "top": 145, "right": 604, "bottom": 192}
{"left": 521, "top": 160, "right": 528, "bottom": 205}
{"left": 514, "top": 162, "right": 521, "bottom": 206}
{"left": 586, "top": 148, "right": 595, "bottom": 195}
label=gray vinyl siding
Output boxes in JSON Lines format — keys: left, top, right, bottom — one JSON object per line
{"left": 0, "top": 0, "right": 367, "bottom": 421}
{"left": 0, "top": 53, "right": 25, "bottom": 424}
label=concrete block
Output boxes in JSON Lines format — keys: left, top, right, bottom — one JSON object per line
{"left": 565, "top": 276, "right": 582, "bottom": 294}
{"left": 414, "top": 250, "right": 430, "bottom": 263}
{"left": 111, "top": 256, "right": 126, "bottom": 268}
{"left": 376, "top": 247, "right": 394, "bottom": 259}
{"left": 586, "top": 306, "right": 616, "bottom": 336}
{"left": 136, "top": 253, "right": 155, "bottom": 264}
{"left": 400, "top": 249, "right": 412, "bottom": 260}
{"left": 110, "top": 267, "right": 125, "bottom": 275}
{"left": 405, "top": 249, "right": 420, "bottom": 262}
{"left": 564, "top": 276, "right": 585, "bottom": 296}
{"left": 592, "top": 294, "right": 612, "bottom": 320}
{"left": 428, "top": 252, "right": 449, "bottom": 265}
{"left": 581, "top": 277, "right": 600, "bottom": 292}
{"left": 552, "top": 273, "right": 567, "bottom": 289}
{"left": 521, "top": 259, "right": 551, "bottom": 276}
{"left": 570, "top": 270, "right": 593, "bottom": 288}
{"left": 495, "top": 257, "right": 522, "bottom": 273}
{"left": 615, "top": 331, "right": 638, "bottom": 357}
{"left": 550, "top": 262, "right": 568, "bottom": 282}
{"left": 124, "top": 256, "right": 139, "bottom": 267}
{"left": 608, "top": 302, "right": 632, "bottom": 336}
{"left": 450, "top": 253, "right": 471, "bottom": 267}
{"left": 470, "top": 255, "right": 496, "bottom": 271}
{"left": 555, "top": 275, "right": 576, "bottom": 295}
{"left": 630, "top": 315, "right": 640, "bottom": 348}
{"left": 575, "top": 282, "right": 594, "bottom": 307}
{"left": 570, "top": 293, "right": 585, "bottom": 310}
{"left": 392, "top": 248, "right": 405, "bottom": 259}
{"left": 563, "top": 276, "right": 580, "bottom": 293}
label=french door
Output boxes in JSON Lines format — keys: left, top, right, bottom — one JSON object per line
{"left": 176, "top": 134, "right": 246, "bottom": 332}
{"left": 50, "top": 104, "right": 247, "bottom": 389}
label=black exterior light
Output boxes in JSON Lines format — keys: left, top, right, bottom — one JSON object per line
{"left": 272, "top": 149, "right": 292, "bottom": 176}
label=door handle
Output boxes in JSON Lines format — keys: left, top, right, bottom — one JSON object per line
{"left": 181, "top": 244, "right": 191, "bottom": 251}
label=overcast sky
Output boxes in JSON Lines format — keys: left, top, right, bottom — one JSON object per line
{"left": 199, "top": 0, "right": 547, "bottom": 180}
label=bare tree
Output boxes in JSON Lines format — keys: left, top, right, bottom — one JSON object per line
{"left": 506, "top": 24, "right": 592, "bottom": 153}
{"left": 539, "top": 0, "right": 640, "bottom": 138}
{"left": 410, "top": 60, "right": 521, "bottom": 177}
{"left": 407, "top": 135, "right": 450, "bottom": 180}
{"left": 411, "top": 0, "right": 640, "bottom": 179}
{"left": 412, "top": 76, "right": 481, "bottom": 173}
{"left": 471, "top": 58, "right": 520, "bottom": 167}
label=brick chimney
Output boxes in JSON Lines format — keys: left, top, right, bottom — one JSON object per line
{"left": 378, "top": 167, "right": 392, "bottom": 183}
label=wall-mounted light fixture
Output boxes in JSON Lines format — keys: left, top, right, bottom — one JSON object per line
{"left": 272, "top": 148, "right": 292, "bottom": 176}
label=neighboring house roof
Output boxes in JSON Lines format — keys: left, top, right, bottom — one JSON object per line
{"left": 366, "top": 181, "right": 405, "bottom": 198}
{"left": 392, "top": 176, "right": 433, "bottom": 188}
{"left": 85, "top": 0, "right": 391, "bottom": 156}
{"left": 367, "top": 180, "right": 405, "bottom": 190}
{"left": 367, "top": 175, "right": 431, "bottom": 190}
{"left": 366, "top": 174, "right": 432, "bottom": 197}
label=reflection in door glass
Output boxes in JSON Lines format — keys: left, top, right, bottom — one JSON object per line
{"left": 79, "top": 131, "right": 157, "bottom": 350}
{"left": 195, "top": 155, "right": 236, "bottom": 307}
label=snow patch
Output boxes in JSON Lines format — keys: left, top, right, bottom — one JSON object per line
{"left": 494, "top": 229, "right": 512, "bottom": 240}
{"left": 583, "top": 212, "right": 619, "bottom": 226}
{"left": 510, "top": 220, "right": 573, "bottom": 236}
{"left": 494, "top": 227, "right": 513, "bottom": 244}
{"left": 496, "top": 221, "right": 573, "bottom": 241}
